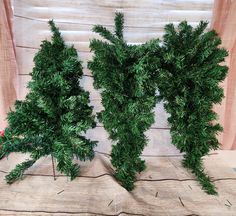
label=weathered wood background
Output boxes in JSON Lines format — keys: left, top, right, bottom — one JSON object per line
{"left": 14, "top": 0, "right": 213, "bottom": 155}
{"left": 1, "top": 1, "right": 236, "bottom": 215}
{"left": 1, "top": 151, "right": 236, "bottom": 215}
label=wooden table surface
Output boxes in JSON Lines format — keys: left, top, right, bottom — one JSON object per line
{"left": 0, "top": 150, "right": 236, "bottom": 216}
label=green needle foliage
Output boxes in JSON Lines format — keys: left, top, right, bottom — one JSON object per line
{"left": 88, "top": 13, "right": 161, "bottom": 191}
{"left": 0, "top": 20, "right": 97, "bottom": 184}
{"left": 156, "top": 21, "right": 228, "bottom": 195}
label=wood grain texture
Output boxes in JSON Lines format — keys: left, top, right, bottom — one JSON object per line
{"left": 0, "top": 151, "right": 235, "bottom": 215}
{"left": 0, "top": 0, "right": 17, "bottom": 130}
{"left": 13, "top": 0, "right": 214, "bottom": 72}
{"left": 13, "top": 17, "right": 164, "bottom": 50}
{"left": 14, "top": 0, "right": 213, "bottom": 24}
{"left": 211, "top": 0, "right": 236, "bottom": 150}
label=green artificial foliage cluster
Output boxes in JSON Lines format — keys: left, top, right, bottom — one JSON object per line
{"left": 0, "top": 20, "right": 97, "bottom": 184}
{"left": 88, "top": 12, "right": 161, "bottom": 191}
{"left": 0, "top": 13, "right": 228, "bottom": 195}
{"left": 156, "top": 21, "right": 228, "bottom": 194}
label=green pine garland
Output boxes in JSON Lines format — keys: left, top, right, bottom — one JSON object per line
{"left": 156, "top": 21, "right": 228, "bottom": 195}
{"left": 0, "top": 16, "right": 228, "bottom": 195}
{"left": 0, "top": 20, "right": 97, "bottom": 184}
{"left": 88, "top": 13, "right": 161, "bottom": 190}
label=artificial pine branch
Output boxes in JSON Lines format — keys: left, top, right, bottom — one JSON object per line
{"left": 156, "top": 21, "right": 228, "bottom": 195}
{"left": 114, "top": 12, "right": 124, "bottom": 39}
{"left": 88, "top": 13, "right": 161, "bottom": 191}
{"left": 0, "top": 20, "right": 97, "bottom": 184}
{"left": 92, "top": 25, "right": 117, "bottom": 44}
{"left": 5, "top": 159, "right": 36, "bottom": 184}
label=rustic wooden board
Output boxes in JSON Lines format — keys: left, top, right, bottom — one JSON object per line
{"left": 0, "top": 151, "right": 235, "bottom": 215}
{"left": 14, "top": 0, "right": 213, "bottom": 25}
{"left": 14, "top": 0, "right": 214, "bottom": 11}
{"left": 13, "top": 17, "right": 164, "bottom": 50}
{"left": 13, "top": 0, "right": 213, "bottom": 76}
{"left": 86, "top": 126, "right": 177, "bottom": 155}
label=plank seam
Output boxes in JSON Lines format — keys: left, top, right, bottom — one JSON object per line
{"left": 13, "top": 14, "right": 185, "bottom": 30}
{"left": 96, "top": 152, "right": 217, "bottom": 157}
{"left": 18, "top": 73, "right": 93, "bottom": 78}
{"left": 0, "top": 208, "right": 144, "bottom": 216}
{"left": 0, "top": 169, "right": 235, "bottom": 182}
{"left": 16, "top": 45, "right": 91, "bottom": 53}
{"left": 95, "top": 125, "right": 171, "bottom": 130}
